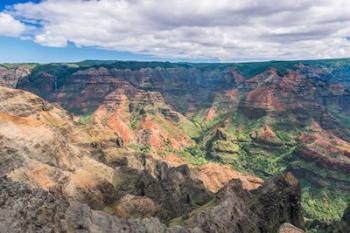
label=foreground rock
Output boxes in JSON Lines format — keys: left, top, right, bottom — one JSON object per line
{"left": 0, "top": 171, "right": 304, "bottom": 233}
{"left": 170, "top": 173, "right": 304, "bottom": 233}
{"left": 279, "top": 223, "right": 304, "bottom": 233}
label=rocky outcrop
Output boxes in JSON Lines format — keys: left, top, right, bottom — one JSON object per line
{"left": 250, "top": 173, "right": 304, "bottom": 232}
{"left": 0, "top": 86, "right": 121, "bottom": 209}
{"left": 278, "top": 223, "right": 304, "bottom": 233}
{"left": 169, "top": 172, "right": 304, "bottom": 233}
{"left": 0, "top": 172, "right": 304, "bottom": 233}
{"left": 0, "top": 66, "right": 31, "bottom": 88}
{"left": 110, "top": 155, "right": 214, "bottom": 221}
{"left": 0, "top": 178, "right": 184, "bottom": 233}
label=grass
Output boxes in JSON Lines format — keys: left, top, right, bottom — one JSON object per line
{"left": 127, "top": 143, "right": 151, "bottom": 154}
{"left": 179, "top": 119, "right": 201, "bottom": 138}
{"left": 77, "top": 115, "right": 93, "bottom": 125}
{"left": 211, "top": 140, "right": 240, "bottom": 153}
{"left": 1, "top": 63, "right": 38, "bottom": 69}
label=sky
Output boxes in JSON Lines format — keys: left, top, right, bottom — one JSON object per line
{"left": 0, "top": 0, "right": 350, "bottom": 63}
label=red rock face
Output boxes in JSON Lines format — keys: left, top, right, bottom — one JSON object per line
{"left": 239, "top": 70, "right": 320, "bottom": 122}
{"left": 205, "top": 106, "right": 217, "bottom": 122}
{"left": 61, "top": 70, "right": 196, "bottom": 152}
{"left": 297, "top": 121, "right": 350, "bottom": 173}
{"left": 295, "top": 147, "right": 350, "bottom": 173}
{"left": 93, "top": 90, "right": 134, "bottom": 143}
{"left": 191, "top": 162, "right": 263, "bottom": 192}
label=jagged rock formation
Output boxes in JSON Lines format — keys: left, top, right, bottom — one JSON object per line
{"left": 0, "top": 172, "right": 304, "bottom": 233}
{"left": 169, "top": 173, "right": 304, "bottom": 233}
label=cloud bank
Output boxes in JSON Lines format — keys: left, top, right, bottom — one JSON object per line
{"left": 0, "top": 12, "right": 25, "bottom": 37}
{"left": 3, "top": 0, "right": 350, "bottom": 61}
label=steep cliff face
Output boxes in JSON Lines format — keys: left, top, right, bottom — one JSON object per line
{"left": 0, "top": 65, "right": 31, "bottom": 88}
{"left": 0, "top": 86, "right": 121, "bottom": 209}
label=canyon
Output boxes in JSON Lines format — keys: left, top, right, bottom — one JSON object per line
{"left": 1, "top": 59, "right": 350, "bottom": 232}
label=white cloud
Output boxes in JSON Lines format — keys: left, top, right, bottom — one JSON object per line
{"left": 0, "top": 12, "right": 26, "bottom": 37}
{"left": 5, "top": 0, "right": 350, "bottom": 61}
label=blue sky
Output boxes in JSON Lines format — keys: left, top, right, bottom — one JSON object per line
{"left": 0, "top": 36, "right": 159, "bottom": 63}
{"left": 0, "top": 0, "right": 159, "bottom": 63}
{"left": 0, "top": 0, "right": 350, "bottom": 63}
{"left": 0, "top": 0, "right": 37, "bottom": 10}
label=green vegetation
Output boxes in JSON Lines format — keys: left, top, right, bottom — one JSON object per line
{"left": 86, "top": 60, "right": 192, "bottom": 71}
{"left": 77, "top": 115, "right": 92, "bottom": 125}
{"left": 232, "top": 60, "right": 297, "bottom": 78}
{"left": 193, "top": 113, "right": 205, "bottom": 128}
{"left": 30, "top": 63, "right": 79, "bottom": 73}
{"left": 329, "top": 108, "right": 350, "bottom": 129}
{"left": 128, "top": 143, "right": 151, "bottom": 154}
{"left": 177, "top": 145, "right": 208, "bottom": 165}
{"left": 179, "top": 119, "right": 201, "bottom": 139}
{"left": 127, "top": 143, "right": 140, "bottom": 151}
{"left": 211, "top": 140, "right": 240, "bottom": 153}
{"left": 141, "top": 144, "right": 151, "bottom": 154}
{"left": 231, "top": 110, "right": 267, "bottom": 134}
{"left": 130, "top": 116, "right": 139, "bottom": 129}
{"left": 70, "top": 106, "right": 96, "bottom": 115}
{"left": 291, "top": 160, "right": 350, "bottom": 183}
{"left": 301, "top": 180, "right": 350, "bottom": 221}
{"left": 28, "top": 63, "right": 80, "bottom": 90}
{"left": 237, "top": 147, "right": 282, "bottom": 175}
{"left": 203, "top": 113, "right": 230, "bottom": 131}
{"left": 0, "top": 63, "right": 38, "bottom": 69}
